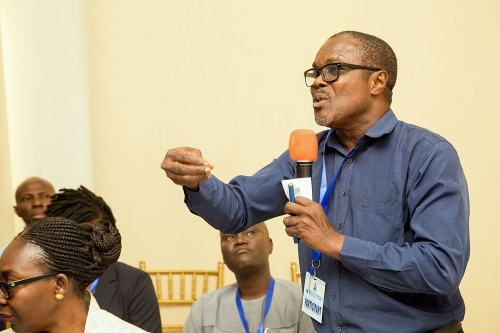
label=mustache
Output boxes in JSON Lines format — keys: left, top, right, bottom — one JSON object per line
{"left": 312, "top": 89, "right": 331, "bottom": 98}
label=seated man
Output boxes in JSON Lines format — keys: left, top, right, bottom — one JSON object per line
{"left": 184, "top": 222, "right": 315, "bottom": 332}
{"left": 0, "top": 177, "right": 55, "bottom": 256}
{"left": 45, "top": 186, "right": 162, "bottom": 333}
{"left": 0, "top": 176, "right": 56, "bottom": 330}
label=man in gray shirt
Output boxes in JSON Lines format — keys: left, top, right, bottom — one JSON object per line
{"left": 183, "top": 222, "right": 315, "bottom": 333}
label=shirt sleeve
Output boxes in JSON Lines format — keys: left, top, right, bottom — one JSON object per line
{"left": 184, "top": 151, "right": 295, "bottom": 234}
{"left": 341, "top": 141, "right": 470, "bottom": 295}
{"left": 183, "top": 298, "right": 205, "bottom": 333}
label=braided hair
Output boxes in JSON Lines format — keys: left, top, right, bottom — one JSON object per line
{"left": 18, "top": 216, "right": 121, "bottom": 297}
{"left": 46, "top": 186, "right": 116, "bottom": 227}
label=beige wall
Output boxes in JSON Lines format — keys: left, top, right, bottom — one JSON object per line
{"left": 2, "top": 0, "right": 500, "bottom": 330}
{"left": 0, "top": 30, "right": 15, "bottom": 246}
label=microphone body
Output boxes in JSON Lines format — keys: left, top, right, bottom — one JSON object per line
{"left": 288, "top": 129, "right": 318, "bottom": 243}
{"left": 295, "top": 161, "right": 313, "bottom": 179}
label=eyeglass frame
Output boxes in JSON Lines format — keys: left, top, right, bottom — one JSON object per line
{"left": 304, "top": 62, "right": 380, "bottom": 87}
{"left": 0, "top": 273, "right": 54, "bottom": 299}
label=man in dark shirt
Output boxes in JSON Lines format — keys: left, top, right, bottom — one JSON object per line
{"left": 160, "top": 31, "right": 469, "bottom": 333}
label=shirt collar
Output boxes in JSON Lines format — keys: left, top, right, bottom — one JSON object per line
{"left": 84, "top": 290, "right": 101, "bottom": 332}
{"left": 325, "top": 109, "right": 398, "bottom": 154}
{"left": 363, "top": 109, "right": 398, "bottom": 139}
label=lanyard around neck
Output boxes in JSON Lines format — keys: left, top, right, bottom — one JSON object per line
{"left": 89, "top": 278, "right": 99, "bottom": 293}
{"left": 312, "top": 130, "right": 355, "bottom": 276}
{"left": 236, "top": 277, "right": 275, "bottom": 333}
{"left": 320, "top": 130, "right": 356, "bottom": 215}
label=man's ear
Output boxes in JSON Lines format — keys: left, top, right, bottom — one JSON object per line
{"left": 370, "top": 70, "right": 388, "bottom": 96}
{"left": 268, "top": 237, "right": 274, "bottom": 254}
{"left": 13, "top": 205, "right": 20, "bottom": 217}
{"left": 53, "top": 273, "right": 70, "bottom": 296}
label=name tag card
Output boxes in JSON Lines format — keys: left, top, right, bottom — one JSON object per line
{"left": 302, "top": 272, "right": 325, "bottom": 323}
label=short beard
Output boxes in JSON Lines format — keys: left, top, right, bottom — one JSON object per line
{"left": 313, "top": 89, "right": 332, "bottom": 127}
{"left": 315, "top": 114, "right": 329, "bottom": 127}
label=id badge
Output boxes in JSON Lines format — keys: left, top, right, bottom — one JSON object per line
{"left": 302, "top": 272, "right": 325, "bottom": 323}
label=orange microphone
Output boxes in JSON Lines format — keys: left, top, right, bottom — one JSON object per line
{"left": 289, "top": 129, "right": 318, "bottom": 178}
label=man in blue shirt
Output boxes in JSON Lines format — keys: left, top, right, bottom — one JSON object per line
{"left": 160, "top": 31, "right": 469, "bottom": 333}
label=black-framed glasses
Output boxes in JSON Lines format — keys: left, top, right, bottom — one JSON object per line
{"left": 0, "top": 273, "right": 53, "bottom": 299}
{"left": 304, "top": 62, "right": 380, "bottom": 87}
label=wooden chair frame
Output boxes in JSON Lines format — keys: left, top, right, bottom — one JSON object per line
{"left": 139, "top": 261, "right": 224, "bottom": 330}
{"left": 291, "top": 261, "right": 301, "bottom": 283}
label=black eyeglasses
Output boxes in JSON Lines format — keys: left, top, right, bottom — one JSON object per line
{"left": 0, "top": 273, "right": 53, "bottom": 299}
{"left": 304, "top": 62, "right": 380, "bottom": 87}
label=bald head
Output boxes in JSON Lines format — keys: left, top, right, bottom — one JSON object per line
{"left": 220, "top": 222, "right": 273, "bottom": 275}
{"left": 14, "top": 177, "right": 55, "bottom": 225}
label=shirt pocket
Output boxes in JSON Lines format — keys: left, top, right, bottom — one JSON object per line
{"left": 351, "top": 198, "right": 404, "bottom": 245}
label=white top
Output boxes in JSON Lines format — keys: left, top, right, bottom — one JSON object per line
{"left": 2, "top": 291, "right": 149, "bottom": 333}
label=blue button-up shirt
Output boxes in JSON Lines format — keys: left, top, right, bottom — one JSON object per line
{"left": 185, "top": 110, "right": 470, "bottom": 333}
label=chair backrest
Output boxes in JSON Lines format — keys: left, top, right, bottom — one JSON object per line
{"left": 139, "top": 260, "right": 225, "bottom": 331}
{"left": 291, "top": 261, "right": 301, "bottom": 283}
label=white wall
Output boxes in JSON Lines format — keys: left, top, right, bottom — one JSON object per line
{"left": 0, "top": 0, "right": 93, "bottom": 232}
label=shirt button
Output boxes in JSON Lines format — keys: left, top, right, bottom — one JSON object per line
{"left": 347, "top": 158, "right": 352, "bottom": 163}
{"left": 332, "top": 293, "right": 336, "bottom": 299}
{"left": 187, "top": 195, "right": 192, "bottom": 199}
{"left": 338, "top": 223, "right": 342, "bottom": 229}
{"left": 333, "top": 259, "right": 337, "bottom": 263}
{"left": 337, "top": 327, "right": 342, "bottom": 332}
{"left": 342, "top": 190, "right": 347, "bottom": 196}
{"left": 353, "top": 269, "right": 358, "bottom": 274}
{"left": 366, "top": 146, "right": 370, "bottom": 150}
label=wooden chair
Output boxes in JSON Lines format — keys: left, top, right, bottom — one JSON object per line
{"left": 139, "top": 260, "right": 225, "bottom": 331}
{"left": 291, "top": 261, "right": 301, "bottom": 283}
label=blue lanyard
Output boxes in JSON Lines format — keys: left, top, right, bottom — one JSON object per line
{"left": 236, "top": 277, "right": 275, "bottom": 333}
{"left": 89, "top": 278, "right": 99, "bottom": 293}
{"left": 312, "top": 130, "right": 355, "bottom": 276}
{"left": 320, "top": 130, "right": 356, "bottom": 215}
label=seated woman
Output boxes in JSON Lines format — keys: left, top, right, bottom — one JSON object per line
{"left": 0, "top": 217, "right": 148, "bottom": 332}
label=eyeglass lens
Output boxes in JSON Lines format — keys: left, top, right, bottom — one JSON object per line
{"left": 304, "top": 64, "right": 339, "bottom": 87}
{"left": 0, "top": 282, "right": 10, "bottom": 299}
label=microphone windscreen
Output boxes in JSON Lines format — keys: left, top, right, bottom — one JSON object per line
{"left": 289, "top": 129, "right": 318, "bottom": 162}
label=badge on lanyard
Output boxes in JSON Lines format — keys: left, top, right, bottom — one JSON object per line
{"left": 302, "top": 271, "right": 325, "bottom": 323}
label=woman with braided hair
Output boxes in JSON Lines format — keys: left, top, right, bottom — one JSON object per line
{"left": 44, "top": 186, "right": 162, "bottom": 333}
{"left": 0, "top": 217, "right": 148, "bottom": 332}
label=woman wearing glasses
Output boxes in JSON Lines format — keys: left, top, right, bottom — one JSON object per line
{"left": 0, "top": 217, "right": 148, "bottom": 333}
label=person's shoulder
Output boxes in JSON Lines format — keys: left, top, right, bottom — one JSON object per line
{"left": 99, "top": 262, "right": 152, "bottom": 289}
{"left": 112, "top": 261, "right": 150, "bottom": 277}
{"left": 193, "top": 283, "right": 238, "bottom": 306}
{"left": 274, "top": 278, "right": 303, "bottom": 296}
{"left": 92, "top": 308, "right": 149, "bottom": 332}
{"left": 199, "top": 283, "right": 237, "bottom": 299}
{"left": 395, "top": 120, "right": 463, "bottom": 164}
{"left": 396, "top": 120, "right": 449, "bottom": 145}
